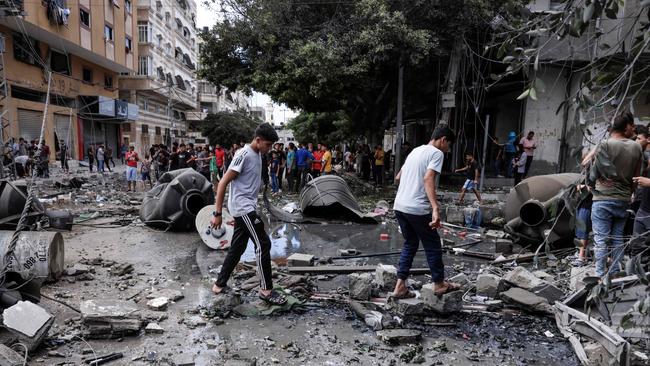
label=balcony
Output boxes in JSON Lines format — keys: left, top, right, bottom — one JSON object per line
{"left": 119, "top": 76, "right": 197, "bottom": 110}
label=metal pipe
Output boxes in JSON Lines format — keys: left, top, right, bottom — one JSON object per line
{"left": 519, "top": 199, "right": 547, "bottom": 227}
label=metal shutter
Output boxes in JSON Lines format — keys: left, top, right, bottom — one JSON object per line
{"left": 17, "top": 109, "right": 43, "bottom": 142}
{"left": 54, "top": 114, "right": 72, "bottom": 144}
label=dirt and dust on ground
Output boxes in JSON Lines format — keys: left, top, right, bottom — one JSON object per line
{"left": 1, "top": 163, "right": 646, "bottom": 365}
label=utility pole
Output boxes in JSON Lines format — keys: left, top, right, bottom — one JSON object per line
{"left": 0, "top": 34, "right": 8, "bottom": 179}
{"left": 479, "top": 115, "right": 490, "bottom": 193}
{"left": 394, "top": 62, "right": 404, "bottom": 177}
{"left": 168, "top": 84, "right": 173, "bottom": 147}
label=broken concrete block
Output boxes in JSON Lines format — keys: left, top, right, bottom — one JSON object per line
{"left": 65, "top": 263, "right": 92, "bottom": 276}
{"left": 448, "top": 273, "right": 469, "bottom": 287}
{"left": 80, "top": 300, "right": 142, "bottom": 339}
{"left": 388, "top": 298, "right": 425, "bottom": 317}
{"left": 2, "top": 301, "right": 54, "bottom": 352}
{"left": 445, "top": 206, "right": 464, "bottom": 224}
{"left": 109, "top": 262, "right": 134, "bottom": 276}
{"left": 494, "top": 239, "right": 513, "bottom": 255}
{"left": 499, "top": 288, "right": 552, "bottom": 313}
{"left": 532, "top": 270, "right": 555, "bottom": 282}
{"left": 207, "top": 293, "right": 241, "bottom": 317}
{"left": 286, "top": 253, "right": 315, "bottom": 267}
{"left": 476, "top": 274, "right": 503, "bottom": 298}
{"left": 172, "top": 354, "right": 196, "bottom": 366}
{"left": 0, "top": 343, "right": 27, "bottom": 365}
{"left": 503, "top": 266, "right": 544, "bottom": 290}
{"left": 375, "top": 264, "right": 398, "bottom": 290}
{"left": 421, "top": 285, "right": 462, "bottom": 314}
{"left": 145, "top": 322, "right": 164, "bottom": 334}
{"left": 583, "top": 342, "right": 608, "bottom": 366}
{"left": 570, "top": 265, "right": 596, "bottom": 292}
{"left": 531, "top": 283, "right": 564, "bottom": 304}
{"left": 348, "top": 273, "right": 373, "bottom": 300}
{"left": 147, "top": 297, "right": 170, "bottom": 311}
{"left": 146, "top": 289, "right": 184, "bottom": 302}
{"left": 376, "top": 329, "right": 422, "bottom": 344}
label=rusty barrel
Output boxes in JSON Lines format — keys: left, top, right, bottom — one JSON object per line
{"left": 0, "top": 231, "right": 65, "bottom": 282}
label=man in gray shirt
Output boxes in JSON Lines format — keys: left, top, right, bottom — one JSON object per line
{"left": 210, "top": 123, "right": 287, "bottom": 305}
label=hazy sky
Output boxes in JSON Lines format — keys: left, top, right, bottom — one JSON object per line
{"left": 196, "top": 1, "right": 298, "bottom": 125}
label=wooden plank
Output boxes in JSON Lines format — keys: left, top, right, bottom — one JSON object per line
{"left": 286, "top": 266, "right": 431, "bottom": 275}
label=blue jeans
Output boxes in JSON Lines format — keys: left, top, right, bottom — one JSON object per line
{"left": 591, "top": 200, "right": 629, "bottom": 277}
{"left": 98, "top": 160, "right": 105, "bottom": 172}
{"left": 270, "top": 172, "right": 278, "bottom": 192}
{"left": 395, "top": 210, "right": 444, "bottom": 283}
{"left": 504, "top": 152, "right": 515, "bottom": 178}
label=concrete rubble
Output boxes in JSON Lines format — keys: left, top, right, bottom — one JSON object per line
{"left": 348, "top": 272, "right": 373, "bottom": 300}
{"left": 374, "top": 264, "right": 398, "bottom": 290}
{"left": 79, "top": 300, "right": 143, "bottom": 339}
{"left": 2, "top": 301, "right": 54, "bottom": 352}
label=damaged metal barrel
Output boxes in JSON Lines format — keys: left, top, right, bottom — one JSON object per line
{"left": 140, "top": 168, "right": 215, "bottom": 231}
{"left": 504, "top": 173, "right": 581, "bottom": 246}
{"left": 0, "top": 231, "right": 65, "bottom": 282}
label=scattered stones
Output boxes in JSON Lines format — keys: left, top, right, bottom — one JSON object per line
{"left": 286, "top": 253, "right": 315, "bottom": 267}
{"left": 184, "top": 316, "right": 207, "bottom": 329}
{"left": 206, "top": 293, "right": 242, "bottom": 317}
{"left": 2, "top": 301, "right": 54, "bottom": 352}
{"left": 476, "top": 274, "right": 504, "bottom": 298}
{"left": 570, "top": 265, "right": 596, "bottom": 292}
{"left": 65, "top": 263, "right": 92, "bottom": 276}
{"left": 503, "top": 267, "right": 545, "bottom": 290}
{"left": 147, "top": 297, "right": 170, "bottom": 311}
{"left": 499, "top": 288, "right": 552, "bottom": 313}
{"left": 348, "top": 273, "right": 373, "bottom": 300}
{"left": 376, "top": 329, "right": 422, "bottom": 344}
{"left": 448, "top": 273, "right": 469, "bottom": 287}
{"left": 172, "top": 354, "right": 196, "bottom": 366}
{"left": 145, "top": 322, "right": 165, "bottom": 334}
{"left": 583, "top": 342, "right": 608, "bottom": 366}
{"left": 421, "top": 285, "right": 462, "bottom": 314}
{"left": 109, "top": 262, "right": 134, "bottom": 276}
{"left": 494, "top": 239, "right": 513, "bottom": 254}
{"left": 375, "top": 264, "right": 398, "bottom": 290}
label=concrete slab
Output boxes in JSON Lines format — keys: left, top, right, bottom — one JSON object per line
{"left": 476, "top": 274, "right": 503, "bottom": 298}
{"left": 388, "top": 297, "right": 425, "bottom": 317}
{"left": 2, "top": 301, "right": 53, "bottom": 338}
{"left": 421, "top": 285, "right": 462, "bottom": 314}
{"left": 0, "top": 343, "right": 26, "bottom": 365}
{"left": 146, "top": 289, "right": 184, "bottom": 302}
{"left": 376, "top": 329, "right": 422, "bottom": 344}
{"left": 145, "top": 322, "right": 165, "bottom": 334}
{"left": 503, "top": 266, "right": 545, "bottom": 290}
{"left": 147, "top": 297, "right": 170, "bottom": 311}
{"left": 374, "top": 264, "right": 397, "bottom": 290}
{"left": 500, "top": 288, "right": 552, "bottom": 313}
{"left": 287, "top": 253, "right": 315, "bottom": 267}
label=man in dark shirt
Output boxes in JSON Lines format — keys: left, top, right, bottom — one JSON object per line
{"left": 169, "top": 146, "right": 179, "bottom": 171}
{"left": 454, "top": 151, "right": 482, "bottom": 204}
{"left": 177, "top": 144, "right": 190, "bottom": 169}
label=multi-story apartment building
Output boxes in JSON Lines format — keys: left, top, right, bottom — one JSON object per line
{"left": 119, "top": 0, "right": 198, "bottom": 155}
{"left": 0, "top": 0, "right": 138, "bottom": 160}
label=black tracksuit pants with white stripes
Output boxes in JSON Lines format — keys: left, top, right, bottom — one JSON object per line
{"left": 215, "top": 211, "right": 273, "bottom": 290}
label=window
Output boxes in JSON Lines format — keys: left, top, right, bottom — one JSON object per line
{"left": 183, "top": 27, "right": 190, "bottom": 38}
{"left": 157, "top": 66, "right": 165, "bottom": 80}
{"left": 155, "top": 126, "right": 161, "bottom": 135}
{"left": 125, "top": 0, "right": 131, "bottom": 13}
{"left": 164, "top": 43, "right": 171, "bottom": 56}
{"left": 12, "top": 34, "right": 39, "bottom": 66}
{"left": 138, "top": 21, "right": 150, "bottom": 43}
{"left": 104, "top": 74, "right": 113, "bottom": 88}
{"left": 79, "top": 8, "right": 90, "bottom": 27}
{"left": 82, "top": 67, "right": 92, "bottom": 83}
{"left": 104, "top": 25, "right": 114, "bottom": 41}
{"left": 50, "top": 50, "right": 70, "bottom": 75}
{"left": 141, "top": 124, "right": 149, "bottom": 134}
{"left": 125, "top": 37, "right": 132, "bottom": 53}
{"left": 138, "top": 56, "right": 152, "bottom": 76}
{"left": 155, "top": 0, "right": 162, "bottom": 14}
{"left": 156, "top": 34, "right": 162, "bottom": 48}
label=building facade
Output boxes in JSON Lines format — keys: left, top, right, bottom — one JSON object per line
{"left": 119, "top": 0, "right": 198, "bottom": 156}
{"left": 0, "top": 0, "right": 138, "bottom": 160}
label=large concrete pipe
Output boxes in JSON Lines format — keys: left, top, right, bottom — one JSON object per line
{"left": 140, "top": 168, "right": 215, "bottom": 231}
{"left": 0, "top": 180, "right": 44, "bottom": 229}
{"left": 0, "top": 231, "right": 65, "bottom": 282}
{"left": 504, "top": 173, "right": 581, "bottom": 246}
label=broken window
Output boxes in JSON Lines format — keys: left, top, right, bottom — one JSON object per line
{"left": 50, "top": 50, "right": 70, "bottom": 75}
{"left": 12, "top": 33, "right": 40, "bottom": 66}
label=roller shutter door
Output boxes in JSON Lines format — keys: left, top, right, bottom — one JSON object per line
{"left": 17, "top": 109, "right": 43, "bottom": 142}
{"left": 54, "top": 114, "right": 72, "bottom": 144}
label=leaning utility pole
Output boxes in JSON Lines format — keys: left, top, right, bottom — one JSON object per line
{"left": 167, "top": 84, "right": 173, "bottom": 147}
{"left": 394, "top": 62, "right": 404, "bottom": 176}
{"left": 0, "top": 34, "right": 8, "bottom": 178}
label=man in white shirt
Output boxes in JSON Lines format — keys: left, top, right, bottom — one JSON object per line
{"left": 392, "top": 125, "right": 461, "bottom": 299}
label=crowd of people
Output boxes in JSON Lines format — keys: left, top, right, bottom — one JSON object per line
{"left": 1, "top": 138, "right": 55, "bottom": 178}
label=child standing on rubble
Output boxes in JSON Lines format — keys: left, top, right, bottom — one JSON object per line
{"left": 454, "top": 151, "right": 482, "bottom": 204}
{"left": 392, "top": 124, "right": 461, "bottom": 299}
{"left": 210, "top": 123, "right": 287, "bottom": 305}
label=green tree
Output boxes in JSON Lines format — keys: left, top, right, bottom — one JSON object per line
{"left": 200, "top": 111, "right": 258, "bottom": 147}
{"left": 287, "top": 111, "right": 355, "bottom": 146}
{"left": 199, "top": 0, "right": 523, "bottom": 137}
